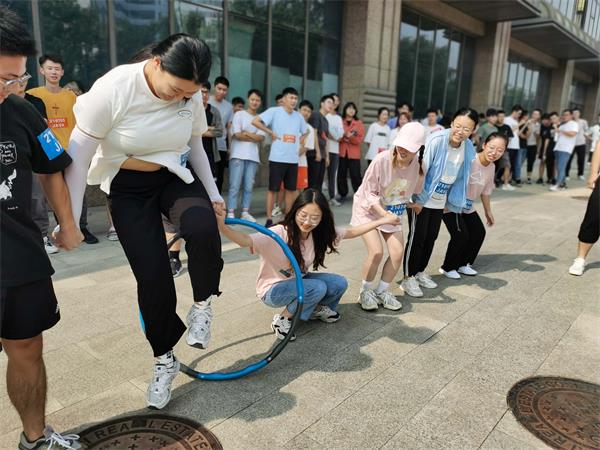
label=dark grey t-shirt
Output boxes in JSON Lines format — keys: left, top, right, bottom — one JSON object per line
{"left": 308, "top": 111, "right": 329, "bottom": 158}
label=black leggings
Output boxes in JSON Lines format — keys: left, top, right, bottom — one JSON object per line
{"left": 442, "top": 212, "right": 486, "bottom": 271}
{"left": 306, "top": 150, "right": 326, "bottom": 191}
{"left": 108, "top": 168, "right": 223, "bottom": 357}
{"left": 404, "top": 207, "right": 444, "bottom": 277}
{"left": 567, "top": 144, "right": 586, "bottom": 177}
{"left": 578, "top": 176, "right": 599, "bottom": 244}
{"left": 337, "top": 155, "right": 362, "bottom": 199}
{"left": 326, "top": 153, "right": 339, "bottom": 200}
{"left": 526, "top": 145, "right": 537, "bottom": 174}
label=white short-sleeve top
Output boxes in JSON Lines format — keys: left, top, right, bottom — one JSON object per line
{"left": 74, "top": 61, "right": 208, "bottom": 193}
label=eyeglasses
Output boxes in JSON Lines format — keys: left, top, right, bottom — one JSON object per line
{"left": 451, "top": 123, "right": 473, "bottom": 134}
{"left": 0, "top": 73, "right": 32, "bottom": 92}
{"left": 296, "top": 211, "right": 322, "bottom": 225}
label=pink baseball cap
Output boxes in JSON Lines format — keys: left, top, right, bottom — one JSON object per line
{"left": 392, "top": 122, "right": 426, "bottom": 153}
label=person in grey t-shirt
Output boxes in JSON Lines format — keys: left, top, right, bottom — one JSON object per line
{"left": 209, "top": 76, "right": 233, "bottom": 193}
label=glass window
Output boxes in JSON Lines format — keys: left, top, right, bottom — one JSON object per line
{"left": 458, "top": 35, "right": 475, "bottom": 110}
{"left": 503, "top": 53, "right": 549, "bottom": 112}
{"left": 229, "top": 0, "right": 268, "bottom": 21}
{"left": 444, "top": 30, "right": 461, "bottom": 114}
{"left": 115, "top": 0, "right": 169, "bottom": 64}
{"left": 309, "top": 0, "right": 342, "bottom": 37}
{"left": 173, "top": 1, "right": 223, "bottom": 82}
{"left": 430, "top": 27, "right": 449, "bottom": 111}
{"left": 227, "top": 15, "right": 267, "bottom": 102}
{"left": 306, "top": 35, "right": 340, "bottom": 105}
{"left": 413, "top": 17, "right": 435, "bottom": 118}
{"left": 270, "top": 25, "right": 304, "bottom": 102}
{"left": 396, "top": 10, "right": 419, "bottom": 106}
{"left": 4, "top": 0, "right": 38, "bottom": 84}
{"left": 38, "top": 0, "right": 110, "bottom": 91}
{"left": 272, "top": 0, "right": 305, "bottom": 30}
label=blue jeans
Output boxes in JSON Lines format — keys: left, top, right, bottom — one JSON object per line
{"left": 228, "top": 158, "right": 258, "bottom": 211}
{"left": 263, "top": 272, "right": 348, "bottom": 321}
{"left": 508, "top": 148, "right": 524, "bottom": 182}
{"left": 554, "top": 150, "right": 570, "bottom": 186}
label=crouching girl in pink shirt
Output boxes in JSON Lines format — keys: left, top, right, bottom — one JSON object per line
{"left": 351, "top": 122, "right": 427, "bottom": 311}
{"left": 216, "top": 188, "right": 400, "bottom": 340}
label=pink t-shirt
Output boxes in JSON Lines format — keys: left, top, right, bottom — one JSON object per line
{"left": 351, "top": 149, "right": 424, "bottom": 233}
{"left": 250, "top": 225, "right": 346, "bottom": 298}
{"left": 464, "top": 157, "right": 495, "bottom": 214}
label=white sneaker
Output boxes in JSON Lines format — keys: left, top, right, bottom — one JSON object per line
{"left": 549, "top": 184, "right": 559, "bottom": 191}
{"left": 501, "top": 184, "right": 516, "bottom": 191}
{"left": 107, "top": 228, "right": 119, "bottom": 241}
{"left": 19, "top": 425, "right": 81, "bottom": 450}
{"left": 458, "top": 264, "right": 478, "bottom": 276}
{"left": 566, "top": 176, "right": 571, "bottom": 181}
{"left": 146, "top": 355, "right": 180, "bottom": 409}
{"left": 329, "top": 198, "right": 342, "bottom": 207}
{"left": 186, "top": 300, "right": 213, "bottom": 349}
{"left": 376, "top": 290, "right": 403, "bottom": 311}
{"left": 439, "top": 268, "right": 461, "bottom": 279}
{"left": 43, "top": 236, "right": 59, "bottom": 254}
{"left": 226, "top": 211, "right": 235, "bottom": 219}
{"left": 271, "top": 314, "right": 296, "bottom": 341}
{"left": 400, "top": 277, "right": 423, "bottom": 297}
{"left": 241, "top": 211, "right": 257, "bottom": 222}
{"left": 568, "top": 257, "right": 585, "bottom": 276}
{"left": 578, "top": 175, "right": 585, "bottom": 181}
{"left": 272, "top": 205, "right": 282, "bottom": 217}
{"left": 310, "top": 305, "right": 340, "bottom": 322}
{"left": 416, "top": 272, "right": 438, "bottom": 289}
{"left": 358, "top": 289, "right": 379, "bottom": 311}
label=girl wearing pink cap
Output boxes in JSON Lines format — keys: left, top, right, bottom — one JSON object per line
{"left": 439, "top": 132, "right": 507, "bottom": 279}
{"left": 351, "top": 122, "right": 427, "bottom": 311}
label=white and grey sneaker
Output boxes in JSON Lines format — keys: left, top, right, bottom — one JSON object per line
{"left": 226, "top": 211, "right": 235, "bottom": 219}
{"left": 43, "top": 236, "right": 59, "bottom": 254}
{"left": 458, "top": 264, "right": 478, "bottom": 276}
{"left": 568, "top": 257, "right": 585, "bottom": 276}
{"left": 310, "top": 305, "right": 340, "bottom": 322}
{"left": 329, "top": 198, "right": 342, "bottom": 207}
{"left": 400, "top": 277, "right": 423, "bottom": 298}
{"left": 358, "top": 289, "right": 379, "bottom": 311}
{"left": 146, "top": 355, "right": 180, "bottom": 410}
{"left": 271, "top": 314, "right": 296, "bottom": 341}
{"left": 186, "top": 300, "right": 213, "bottom": 349}
{"left": 240, "top": 211, "right": 257, "bottom": 222}
{"left": 439, "top": 268, "right": 461, "bottom": 279}
{"left": 376, "top": 290, "right": 403, "bottom": 311}
{"left": 271, "top": 205, "right": 283, "bottom": 217}
{"left": 416, "top": 271, "right": 438, "bottom": 289}
{"left": 19, "top": 426, "right": 81, "bottom": 450}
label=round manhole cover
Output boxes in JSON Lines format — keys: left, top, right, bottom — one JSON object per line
{"left": 78, "top": 414, "right": 222, "bottom": 449}
{"left": 507, "top": 376, "right": 600, "bottom": 450}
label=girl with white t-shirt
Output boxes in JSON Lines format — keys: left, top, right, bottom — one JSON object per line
{"left": 216, "top": 189, "right": 400, "bottom": 340}
{"left": 351, "top": 123, "right": 426, "bottom": 311}
{"left": 389, "top": 111, "right": 410, "bottom": 145}
{"left": 401, "top": 108, "right": 478, "bottom": 298}
{"left": 440, "top": 133, "right": 507, "bottom": 279}
{"left": 364, "top": 107, "right": 391, "bottom": 165}
{"left": 63, "top": 34, "right": 223, "bottom": 409}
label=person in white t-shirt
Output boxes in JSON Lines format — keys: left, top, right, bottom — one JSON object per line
{"left": 365, "top": 107, "right": 391, "bottom": 165}
{"left": 298, "top": 100, "right": 316, "bottom": 191}
{"left": 326, "top": 93, "right": 344, "bottom": 205}
{"left": 551, "top": 109, "right": 579, "bottom": 191}
{"left": 62, "top": 34, "right": 224, "bottom": 410}
{"left": 227, "top": 89, "right": 265, "bottom": 222}
{"left": 566, "top": 108, "right": 589, "bottom": 180}
{"left": 504, "top": 104, "right": 523, "bottom": 185}
{"left": 425, "top": 108, "right": 444, "bottom": 135}
{"left": 585, "top": 114, "right": 600, "bottom": 162}
{"left": 389, "top": 111, "right": 410, "bottom": 146}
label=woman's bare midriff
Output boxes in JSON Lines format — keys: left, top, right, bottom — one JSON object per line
{"left": 120, "top": 157, "right": 163, "bottom": 172}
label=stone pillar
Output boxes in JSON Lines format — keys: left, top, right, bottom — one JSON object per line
{"left": 469, "top": 22, "right": 511, "bottom": 112}
{"left": 340, "top": 0, "right": 402, "bottom": 123}
{"left": 546, "top": 60, "right": 575, "bottom": 113}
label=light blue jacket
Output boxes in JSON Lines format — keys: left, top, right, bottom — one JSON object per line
{"left": 413, "top": 129, "right": 475, "bottom": 213}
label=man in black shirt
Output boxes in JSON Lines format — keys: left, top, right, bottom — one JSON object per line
{"left": 307, "top": 95, "right": 332, "bottom": 190}
{"left": 495, "top": 109, "right": 515, "bottom": 189}
{"left": 538, "top": 113, "right": 553, "bottom": 184}
{"left": 0, "top": 6, "right": 82, "bottom": 450}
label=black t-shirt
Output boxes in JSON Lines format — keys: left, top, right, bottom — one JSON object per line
{"left": 1, "top": 95, "right": 72, "bottom": 287}
{"left": 25, "top": 93, "right": 48, "bottom": 119}
{"left": 519, "top": 123, "right": 529, "bottom": 149}
{"left": 540, "top": 125, "right": 552, "bottom": 150}
{"left": 496, "top": 124, "right": 514, "bottom": 140}
{"left": 308, "top": 111, "right": 329, "bottom": 158}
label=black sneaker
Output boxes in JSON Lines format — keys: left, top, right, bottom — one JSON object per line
{"left": 170, "top": 258, "right": 183, "bottom": 278}
{"left": 265, "top": 219, "right": 274, "bottom": 228}
{"left": 526, "top": 177, "right": 532, "bottom": 184}
{"left": 81, "top": 227, "right": 99, "bottom": 244}
{"left": 536, "top": 178, "right": 544, "bottom": 184}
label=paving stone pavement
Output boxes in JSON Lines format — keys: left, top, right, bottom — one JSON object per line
{"left": 1, "top": 179, "right": 599, "bottom": 449}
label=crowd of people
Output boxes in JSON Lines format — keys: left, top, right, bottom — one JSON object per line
{"left": 1, "top": 7, "right": 599, "bottom": 449}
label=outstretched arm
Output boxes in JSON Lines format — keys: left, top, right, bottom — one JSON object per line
{"left": 343, "top": 213, "right": 400, "bottom": 239}
{"left": 215, "top": 205, "right": 253, "bottom": 247}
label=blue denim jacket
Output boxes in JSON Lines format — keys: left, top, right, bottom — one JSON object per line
{"left": 413, "top": 129, "right": 475, "bottom": 213}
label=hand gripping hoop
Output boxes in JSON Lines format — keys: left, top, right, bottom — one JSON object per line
{"left": 139, "top": 218, "right": 304, "bottom": 381}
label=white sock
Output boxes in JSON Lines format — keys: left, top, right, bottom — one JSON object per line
{"left": 156, "top": 350, "right": 175, "bottom": 367}
{"left": 376, "top": 281, "right": 389, "bottom": 294}
{"left": 194, "top": 296, "right": 213, "bottom": 309}
{"left": 361, "top": 280, "right": 373, "bottom": 292}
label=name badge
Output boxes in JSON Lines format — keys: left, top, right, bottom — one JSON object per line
{"left": 283, "top": 134, "right": 296, "bottom": 144}
{"left": 37, "top": 129, "right": 64, "bottom": 160}
{"left": 434, "top": 182, "right": 451, "bottom": 196}
{"left": 385, "top": 203, "right": 406, "bottom": 216}
{"left": 465, "top": 199, "right": 473, "bottom": 210}
{"left": 180, "top": 150, "right": 190, "bottom": 167}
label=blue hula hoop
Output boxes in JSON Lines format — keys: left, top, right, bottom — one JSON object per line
{"left": 138, "top": 218, "right": 304, "bottom": 381}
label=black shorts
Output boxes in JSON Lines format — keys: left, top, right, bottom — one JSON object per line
{"left": 0, "top": 277, "right": 60, "bottom": 340}
{"left": 578, "top": 177, "right": 600, "bottom": 244}
{"left": 269, "top": 162, "right": 298, "bottom": 192}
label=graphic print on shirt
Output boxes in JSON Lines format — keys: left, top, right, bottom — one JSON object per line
{"left": 0, "top": 169, "right": 17, "bottom": 201}
{"left": 431, "top": 151, "right": 462, "bottom": 201}
{"left": 382, "top": 178, "right": 409, "bottom": 216}
{"left": 0, "top": 141, "right": 18, "bottom": 201}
